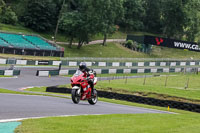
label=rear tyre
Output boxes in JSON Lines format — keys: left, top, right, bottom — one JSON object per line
{"left": 88, "top": 89, "right": 98, "bottom": 105}
{"left": 71, "top": 89, "right": 80, "bottom": 104}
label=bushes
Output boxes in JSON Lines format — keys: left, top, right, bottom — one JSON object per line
{"left": 124, "top": 40, "right": 133, "bottom": 49}
{"left": 124, "top": 40, "right": 141, "bottom": 51}
{"left": 0, "top": 0, "right": 18, "bottom": 25}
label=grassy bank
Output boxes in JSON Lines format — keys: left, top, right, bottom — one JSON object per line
{"left": 0, "top": 53, "right": 60, "bottom": 60}
{"left": 0, "top": 75, "right": 12, "bottom": 77}
{"left": 59, "top": 43, "right": 147, "bottom": 58}
{"left": 60, "top": 42, "right": 200, "bottom": 58}
{"left": 0, "top": 88, "right": 27, "bottom": 94}
{"left": 15, "top": 111, "right": 200, "bottom": 133}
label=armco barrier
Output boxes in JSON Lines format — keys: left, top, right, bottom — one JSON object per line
{"left": 46, "top": 86, "right": 200, "bottom": 113}
{"left": 1, "top": 58, "right": 200, "bottom": 68}
{"left": 37, "top": 67, "right": 199, "bottom": 76}
{"left": 0, "top": 70, "right": 20, "bottom": 76}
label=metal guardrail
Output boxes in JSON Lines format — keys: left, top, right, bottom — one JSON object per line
{"left": 60, "top": 57, "right": 198, "bottom": 62}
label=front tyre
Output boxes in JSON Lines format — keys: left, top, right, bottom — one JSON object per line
{"left": 71, "top": 89, "right": 80, "bottom": 104}
{"left": 88, "top": 89, "right": 98, "bottom": 105}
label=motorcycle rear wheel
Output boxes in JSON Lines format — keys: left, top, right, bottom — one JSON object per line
{"left": 88, "top": 89, "right": 98, "bottom": 105}
{"left": 71, "top": 89, "right": 80, "bottom": 104}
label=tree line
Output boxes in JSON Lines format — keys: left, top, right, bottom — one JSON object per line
{"left": 1, "top": 0, "right": 200, "bottom": 48}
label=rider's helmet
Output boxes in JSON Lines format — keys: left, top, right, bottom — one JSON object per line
{"left": 79, "top": 62, "right": 87, "bottom": 72}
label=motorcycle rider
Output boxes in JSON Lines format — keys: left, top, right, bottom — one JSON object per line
{"left": 79, "top": 62, "right": 95, "bottom": 95}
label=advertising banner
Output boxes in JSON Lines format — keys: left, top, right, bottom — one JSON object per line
{"left": 38, "top": 61, "right": 49, "bottom": 65}
{"left": 144, "top": 35, "right": 200, "bottom": 52}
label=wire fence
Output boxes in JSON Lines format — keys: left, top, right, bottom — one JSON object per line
{"left": 97, "top": 71, "right": 200, "bottom": 90}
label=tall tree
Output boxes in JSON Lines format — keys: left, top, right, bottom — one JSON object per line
{"left": 59, "top": 0, "right": 94, "bottom": 49}
{"left": 122, "top": 0, "right": 145, "bottom": 32}
{"left": 87, "top": 0, "right": 123, "bottom": 46}
{"left": 161, "top": 0, "right": 187, "bottom": 39}
{"left": 0, "top": 0, "right": 18, "bottom": 25}
{"left": 143, "top": 0, "right": 163, "bottom": 34}
{"left": 184, "top": 0, "right": 200, "bottom": 41}
{"left": 22, "top": 0, "right": 58, "bottom": 32}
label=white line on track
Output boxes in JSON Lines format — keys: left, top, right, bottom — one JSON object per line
{"left": 0, "top": 114, "right": 102, "bottom": 123}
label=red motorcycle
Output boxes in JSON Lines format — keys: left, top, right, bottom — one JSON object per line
{"left": 71, "top": 70, "right": 98, "bottom": 105}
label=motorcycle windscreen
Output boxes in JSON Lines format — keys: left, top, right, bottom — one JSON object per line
{"left": 74, "top": 70, "right": 83, "bottom": 77}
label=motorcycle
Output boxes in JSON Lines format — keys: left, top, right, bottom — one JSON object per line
{"left": 71, "top": 70, "right": 98, "bottom": 105}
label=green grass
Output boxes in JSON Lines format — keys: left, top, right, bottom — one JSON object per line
{"left": 0, "top": 23, "right": 34, "bottom": 34}
{"left": 0, "top": 75, "right": 12, "bottom": 77}
{"left": 96, "top": 74, "right": 200, "bottom": 102}
{"left": 25, "top": 87, "right": 47, "bottom": 92}
{"left": 60, "top": 42, "right": 200, "bottom": 58}
{"left": 15, "top": 113, "right": 200, "bottom": 133}
{"left": 60, "top": 42, "right": 147, "bottom": 58}
{"left": 0, "top": 88, "right": 30, "bottom": 94}
{"left": 0, "top": 88, "right": 69, "bottom": 98}
{"left": 150, "top": 46, "right": 200, "bottom": 59}
{"left": 0, "top": 53, "right": 60, "bottom": 60}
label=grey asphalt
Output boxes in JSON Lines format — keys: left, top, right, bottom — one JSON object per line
{"left": 0, "top": 66, "right": 70, "bottom": 91}
{"left": 0, "top": 93, "right": 170, "bottom": 120}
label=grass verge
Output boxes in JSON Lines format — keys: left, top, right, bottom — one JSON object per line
{"left": 59, "top": 42, "right": 147, "bottom": 58}
{"left": 0, "top": 88, "right": 31, "bottom": 95}
{"left": 0, "top": 53, "right": 60, "bottom": 61}
{"left": 0, "top": 75, "right": 12, "bottom": 77}
{"left": 0, "top": 88, "right": 69, "bottom": 98}
{"left": 96, "top": 73, "right": 200, "bottom": 103}
{"left": 15, "top": 113, "right": 200, "bottom": 133}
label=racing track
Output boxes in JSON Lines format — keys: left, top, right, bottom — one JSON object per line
{"left": 0, "top": 93, "right": 171, "bottom": 121}
{"left": 0, "top": 66, "right": 173, "bottom": 121}
{"left": 0, "top": 66, "right": 70, "bottom": 91}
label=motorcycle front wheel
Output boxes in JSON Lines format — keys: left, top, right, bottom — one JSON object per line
{"left": 88, "top": 89, "right": 98, "bottom": 105}
{"left": 71, "top": 89, "right": 80, "bottom": 104}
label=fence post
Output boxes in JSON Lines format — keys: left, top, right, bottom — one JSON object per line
{"left": 165, "top": 75, "right": 168, "bottom": 87}
{"left": 184, "top": 67, "right": 186, "bottom": 75}
{"left": 125, "top": 76, "right": 127, "bottom": 84}
{"left": 143, "top": 75, "right": 146, "bottom": 85}
{"left": 185, "top": 77, "right": 190, "bottom": 89}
